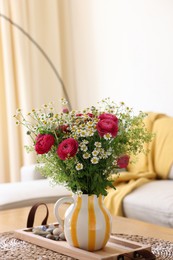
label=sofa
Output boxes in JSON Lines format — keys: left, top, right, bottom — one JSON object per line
{"left": 1, "top": 112, "right": 173, "bottom": 228}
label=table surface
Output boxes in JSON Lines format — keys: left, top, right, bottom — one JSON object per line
{"left": 1, "top": 203, "right": 173, "bottom": 242}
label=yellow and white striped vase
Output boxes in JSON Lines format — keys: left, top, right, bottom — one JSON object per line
{"left": 54, "top": 194, "right": 112, "bottom": 251}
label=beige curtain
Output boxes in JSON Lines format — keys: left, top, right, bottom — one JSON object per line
{"left": 0, "top": 0, "right": 73, "bottom": 183}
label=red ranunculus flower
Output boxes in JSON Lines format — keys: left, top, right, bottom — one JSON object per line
{"left": 76, "top": 113, "right": 83, "bottom": 116}
{"left": 76, "top": 113, "right": 93, "bottom": 118}
{"left": 96, "top": 119, "right": 118, "bottom": 137}
{"left": 35, "top": 134, "right": 55, "bottom": 154}
{"left": 99, "top": 113, "right": 118, "bottom": 123}
{"left": 35, "top": 134, "right": 44, "bottom": 141}
{"left": 59, "top": 124, "right": 69, "bottom": 133}
{"left": 57, "top": 138, "right": 78, "bottom": 160}
{"left": 62, "top": 108, "right": 69, "bottom": 114}
{"left": 87, "top": 113, "right": 93, "bottom": 118}
{"left": 117, "top": 155, "right": 130, "bottom": 168}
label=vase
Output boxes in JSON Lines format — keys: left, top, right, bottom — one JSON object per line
{"left": 54, "top": 194, "right": 112, "bottom": 251}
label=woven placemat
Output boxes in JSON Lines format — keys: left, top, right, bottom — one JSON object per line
{"left": 113, "top": 233, "right": 173, "bottom": 260}
{"left": 0, "top": 232, "right": 76, "bottom": 260}
{"left": 0, "top": 232, "right": 173, "bottom": 259}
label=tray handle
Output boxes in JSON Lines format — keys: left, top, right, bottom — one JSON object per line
{"left": 118, "top": 249, "right": 156, "bottom": 259}
{"left": 26, "top": 202, "right": 49, "bottom": 228}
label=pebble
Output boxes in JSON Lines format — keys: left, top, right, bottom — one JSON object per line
{"left": 54, "top": 235, "right": 60, "bottom": 241}
{"left": 46, "top": 227, "right": 54, "bottom": 233}
{"left": 59, "top": 232, "right": 66, "bottom": 240}
{"left": 39, "top": 225, "right": 47, "bottom": 231}
{"left": 32, "top": 224, "right": 66, "bottom": 241}
{"left": 46, "top": 234, "right": 55, "bottom": 240}
{"left": 53, "top": 227, "right": 62, "bottom": 236}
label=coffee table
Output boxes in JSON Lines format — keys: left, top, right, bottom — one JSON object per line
{"left": 1, "top": 203, "right": 173, "bottom": 259}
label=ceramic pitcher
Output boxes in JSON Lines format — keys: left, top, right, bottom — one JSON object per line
{"left": 54, "top": 194, "right": 112, "bottom": 251}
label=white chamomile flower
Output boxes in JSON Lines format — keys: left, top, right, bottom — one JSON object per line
{"left": 80, "top": 130, "right": 87, "bottom": 137}
{"left": 83, "top": 140, "right": 89, "bottom": 144}
{"left": 83, "top": 152, "right": 90, "bottom": 159}
{"left": 104, "top": 133, "right": 112, "bottom": 140}
{"left": 87, "top": 121, "right": 94, "bottom": 126}
{"left": 71, "top": 125, "right": 77, "bottom": 131}
{"left": 16, "top": 108, "right": 21, "bottom": 114}
{"left": 102, "top": 152, "right": 108, "bottom": 159}
{"left": 80, "top": 144, "right": 88, "bottom": 152}
{"left": 61, "top": 98, "right": 68, "bottom": 106}
{"left": 94, "top": 142, "right": 101, "bottom": 147}
{"left": 76, "top": 190, "right": 83, "bottom": 195}
{"left": 106, "top": 148, "right": 113, "bottom": 156}
{"left": 100, "top": 148, "right": 105, "bottom": 154}
{"left": 112, "top": 160, "right": 117, "bottom": 166}
{"left": 76, "top": 163, "right": 83, "bottom": 170}
{"left": 88, "top": 130, "right": 95, "bottom": 136}
{"left": 92, "top": 150, "right": 99, "bottom": 156}
{"left": 91, "top": 157, "right": 99, "bottom": 164}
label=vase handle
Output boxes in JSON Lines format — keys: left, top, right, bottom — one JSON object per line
{"left": 54, "top": 196, "right": 74, "bottom": 228}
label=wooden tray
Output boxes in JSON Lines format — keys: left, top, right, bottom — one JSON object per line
{"left": 14, "top": 226, "right": 153, "bottom": 260}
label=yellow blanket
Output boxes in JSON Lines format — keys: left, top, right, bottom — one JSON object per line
{"left": 104, "top": 112, "right": 173, "bottom": 216}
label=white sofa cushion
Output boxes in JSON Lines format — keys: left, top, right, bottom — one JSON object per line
{"left": 123, "top": 180, "right": 173, "bottom": 227}
{"left": 0, "top": 179, "right": 71, "bottom": 210}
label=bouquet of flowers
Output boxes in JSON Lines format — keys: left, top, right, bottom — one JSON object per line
{"left": 14, "top": 98, "right": 153, "bottom": 196}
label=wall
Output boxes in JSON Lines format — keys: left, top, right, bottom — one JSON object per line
{"left": 69, "top": 0, "right": 173, "bottom": 116}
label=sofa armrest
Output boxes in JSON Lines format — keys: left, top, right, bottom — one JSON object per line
{"left": 21, "top": 164, "right": 46, "bottom": 182}
{"left": 0, "top": 179, "right": 71, "bottom": 210}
